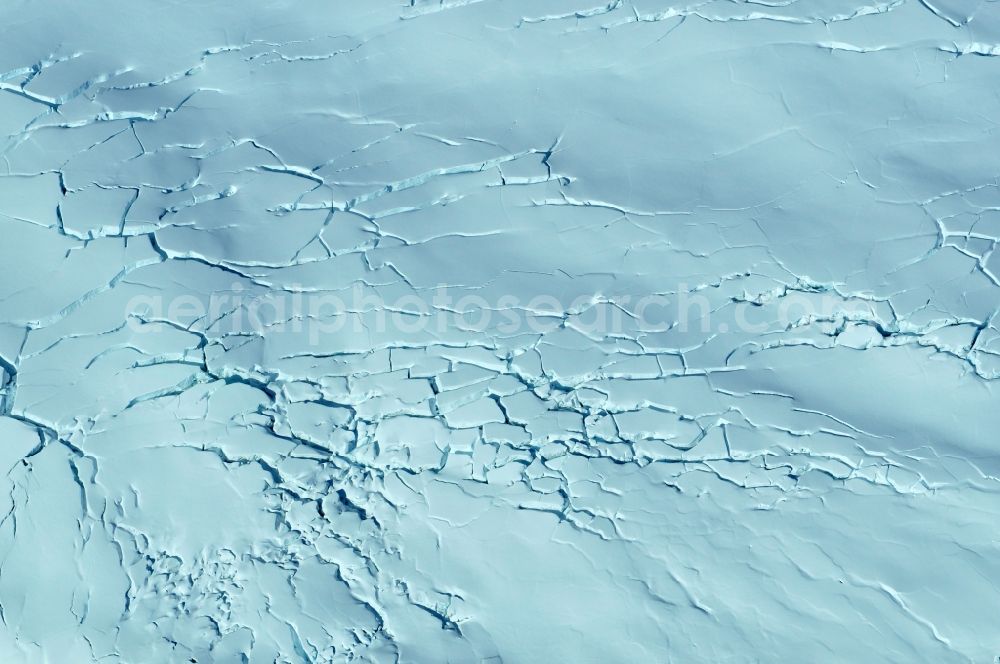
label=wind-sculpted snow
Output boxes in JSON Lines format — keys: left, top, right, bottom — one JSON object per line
{"left": 1, "top": 0, "right": 1000, "bottom": 662}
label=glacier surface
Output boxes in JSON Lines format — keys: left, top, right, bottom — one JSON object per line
{"left": 1, "top": 0, "right": 1000, "bottom": 662}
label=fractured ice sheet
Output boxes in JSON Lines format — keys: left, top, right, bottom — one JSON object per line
{"left": 2, "top": 0, "right": 1000, "bottom": 661}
